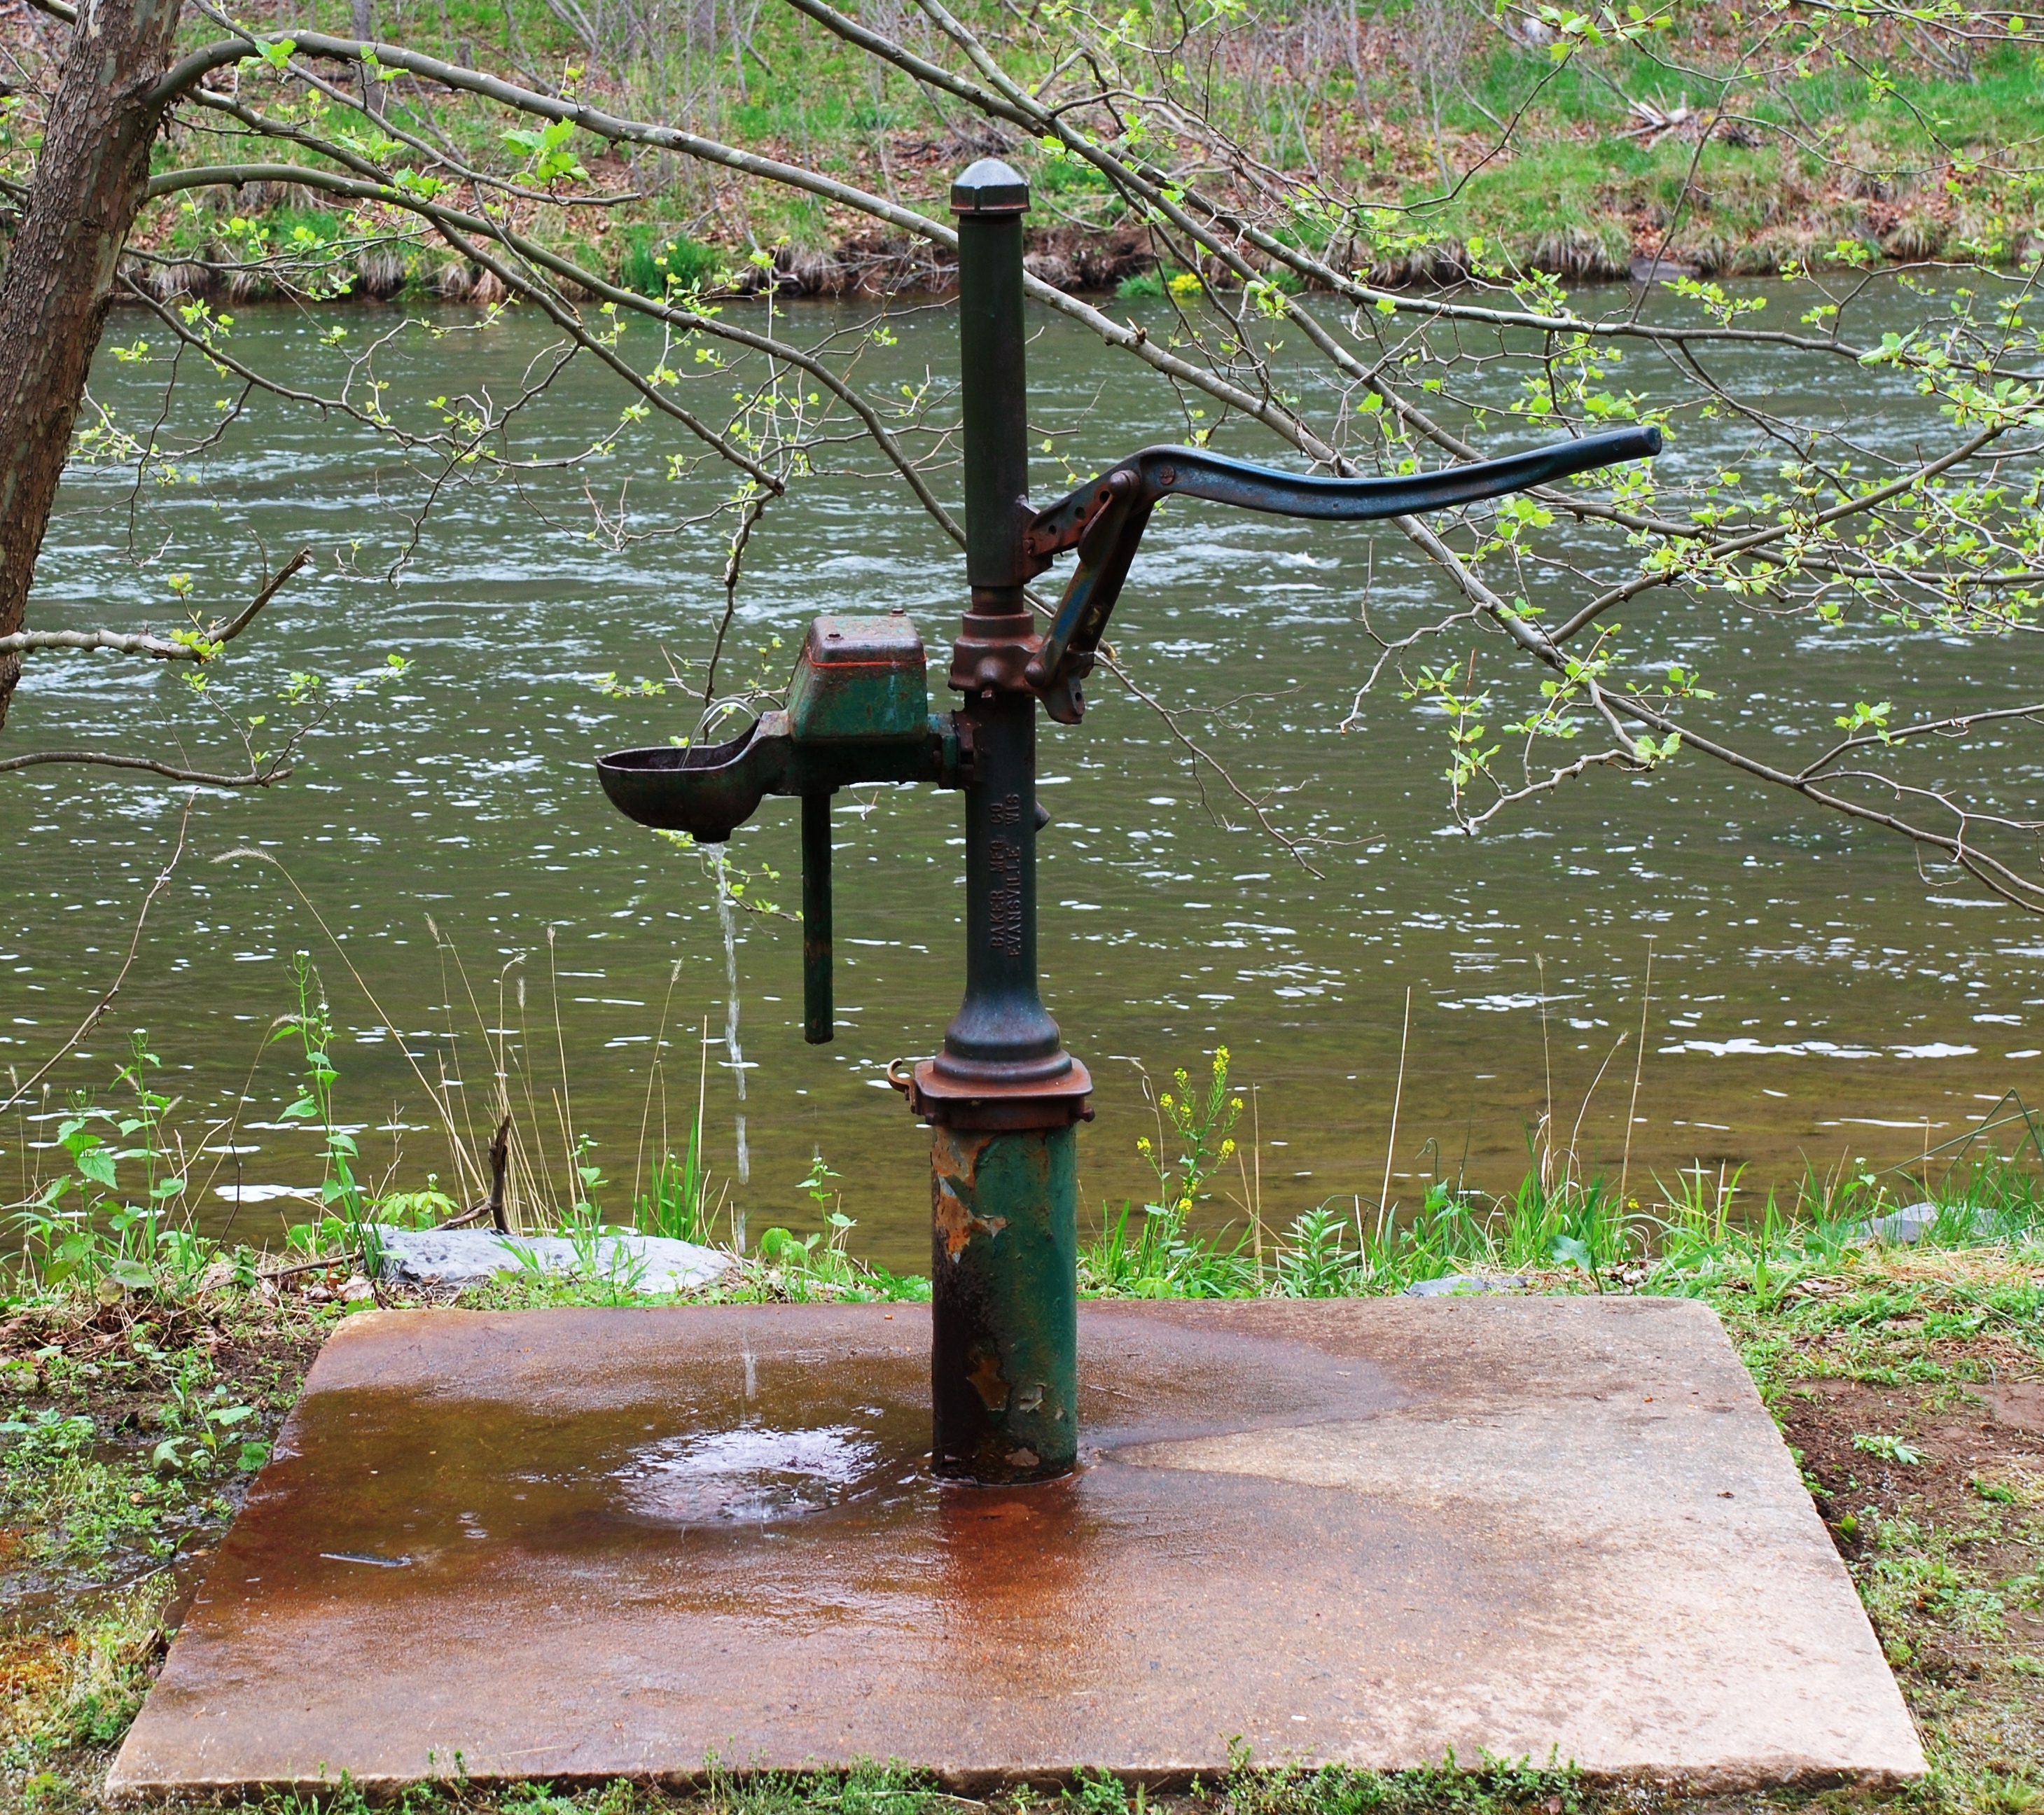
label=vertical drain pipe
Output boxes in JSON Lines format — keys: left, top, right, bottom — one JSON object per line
{"left": 801, "top": 793, "right": 833, "bottom": 1045}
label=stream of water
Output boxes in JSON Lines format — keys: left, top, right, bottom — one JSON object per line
{"left": 5, "top": 283, "right": 2040, "bottom": 1269}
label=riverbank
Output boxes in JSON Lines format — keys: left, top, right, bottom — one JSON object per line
{"left": 10, "top": 1, "right": 2033, "bottom": 309}
{"left": 4, "top": 1186, "right": 2040, "bottom": 1814}
{"left": 102, "top": 92, "right": 2044, "bottom": 310}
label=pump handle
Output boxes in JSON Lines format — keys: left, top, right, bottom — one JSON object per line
{"left": 1021, "top": 424, "right": 1662, "bottom": 721}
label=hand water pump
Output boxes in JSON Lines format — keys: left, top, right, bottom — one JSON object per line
{"left": 597, "top": 160, "right": 1661, "bottom": 1485}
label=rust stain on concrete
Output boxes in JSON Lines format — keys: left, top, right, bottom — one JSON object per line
{"left": 108, "top": 1299, "right": 1924, "bottom": 1800}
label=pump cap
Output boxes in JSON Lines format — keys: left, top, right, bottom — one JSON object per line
{"left": 951, "top": 158, "right": 1030, "bottom": 216}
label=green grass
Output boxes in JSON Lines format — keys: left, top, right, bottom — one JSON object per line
{"left": 13, "top": 1038, "right": 2044, "bottom": 1318}
{"left": 616, "top": 228, "right": 726, "bottom": 300}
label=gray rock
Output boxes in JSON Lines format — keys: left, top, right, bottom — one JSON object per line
{"left": 1631, "top": 255, "right": 1700, "bottom": 284}
{"left": 1845, "top": 1201, "right": 1976, "bottom": 1246}
{"left": 371, "top": 1225, "right": 729, "bottom": 1293}
{"left": 1402, "top": 1272, "right": 1527, "bottom": 1298}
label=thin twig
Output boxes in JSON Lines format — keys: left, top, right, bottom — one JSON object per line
{"left": 438, "top": 1115, "right": 512, "bottom": 1229}
{"left": 0, "top": 798, "right": 196, "bottom": 1117}
{"left": 259, "top": 1249, "right": 363, "bottom": 1281}
{"left": 1378, "top": 986, "right": 1412, "bottom": 1235}
{"left": 1618, "top": 940, "right": 1655, "bottom": 1209}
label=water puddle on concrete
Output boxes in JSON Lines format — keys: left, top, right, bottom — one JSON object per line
{"left": 615, "top": 1423, "right": 892, "bottom": 1524}
{"left": 192, "top": 1300, "right": 1400, "bottom": 1625}
{"left": 251, "top": 1362, "right": 947, "bottom": 1602}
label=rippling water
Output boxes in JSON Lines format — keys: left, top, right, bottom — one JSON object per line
{"left": 6, "top": 286, "right": 2039, "bottom": 1267}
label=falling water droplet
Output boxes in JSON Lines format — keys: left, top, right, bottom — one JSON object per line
{"left": 711, "top": 846, "right": 750, "bottom": 1186}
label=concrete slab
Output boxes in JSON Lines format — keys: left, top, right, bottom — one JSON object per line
{"left": 108, "top": 1298, "right": 1924, "bottom": 1797}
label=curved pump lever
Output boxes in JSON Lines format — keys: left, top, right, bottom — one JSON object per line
{"left": 1020, "top": 424, "right": 1662, "bottom": 723}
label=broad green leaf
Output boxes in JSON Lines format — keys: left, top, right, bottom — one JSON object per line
{"left": 77, "top": 1148, "right": 118, "bottom": 1190}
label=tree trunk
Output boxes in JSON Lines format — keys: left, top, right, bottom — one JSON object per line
{"left": 351, "top": 0, "right": 387, "bottom": 117}
{"left": 0, "top": 0, "right": 187, "bottom": 728}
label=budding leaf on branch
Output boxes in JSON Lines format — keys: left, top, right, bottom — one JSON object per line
{"left": 503, "top": 119, "right": 590, "bottom": 185}
{"left": 1836, "top": 701, "right": 1894, "bottom": 744}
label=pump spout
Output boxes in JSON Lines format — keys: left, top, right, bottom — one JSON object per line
{"left": 597, "top": 714, "right": 793, "bottom": 844}
{"left": 598, "top": 707, "right": 965, "bottom": 842}
{"left": 599, "top": 611, "right": 970, "bottom": 846}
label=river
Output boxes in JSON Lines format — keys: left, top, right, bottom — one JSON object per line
{"left": 4, "top": 281, "right": 2037, "bottom": 1269}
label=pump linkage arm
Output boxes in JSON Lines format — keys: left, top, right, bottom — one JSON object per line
{"left": 1018, "top": 424, "right": 1663, "bottom": 723}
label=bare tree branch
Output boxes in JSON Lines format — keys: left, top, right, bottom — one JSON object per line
{"left": 0, "top": 547, "right": 312, "bottom": 661}
{"left": 0, "top": 749, "right": 291, "bottom": 784}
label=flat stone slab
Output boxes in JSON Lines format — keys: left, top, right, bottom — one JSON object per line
{"left": 109, "top": 1298, "right": 1923, "bottom": 1797}
{"left": 370, "top": 1223, "right": 728, "bottom": 1292}
{"left": 1400, "top": 1272, "right": 1526, "bottom": 1297}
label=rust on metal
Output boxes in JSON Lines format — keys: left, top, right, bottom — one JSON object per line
{"left": 932, "top": 1129, "right": 1008, "bottom": 1260}
{"left": 111, "top": 1298, "right": 1923, "bottom": 1799}
{"left": 908, "top": 1057, "right": 1093, "bottom": 1132}
{"left": 965, "top": 1340, "right": 1010, "bottom": 1412}
{"left": 927, "top": 1120, "right": 1078, "bottom": 1482}
{"left": 933, "top": 1126, "right": 988, "bottom": 1190}
{"left": 784, "top": 614, "right": 929, "bottom": 742}
{"left": 945, "top": 600, "right": 1043, "bottom": 697}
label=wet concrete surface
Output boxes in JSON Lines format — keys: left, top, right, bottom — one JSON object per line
{"left": 108, "top": 1298, "right": 1925, "bottom": 1796}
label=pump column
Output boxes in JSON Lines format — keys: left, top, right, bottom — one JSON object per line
{"left": 907, "top": 160, "right": 1091, "bottom": 1486}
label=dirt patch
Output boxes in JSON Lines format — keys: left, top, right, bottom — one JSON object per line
{"left": 1984, "top": 1384, "right": 2044, "bottom": 1434}
{"left": 1, "top": 1291, "right": 333, "bottom": 1608}
{"left": 1775, "top": 1363, "right": 2044, "bottom": 1753}
{"left": 1779, "top": 1372, "right": 2044, "bottom": 1536}
{"left": 0, "top": 1291, "right": 329, "bottom": 1417}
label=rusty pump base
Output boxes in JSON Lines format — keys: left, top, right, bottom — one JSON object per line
{"left": 597, "top": 160, "right": 1661, "bottom": 1486}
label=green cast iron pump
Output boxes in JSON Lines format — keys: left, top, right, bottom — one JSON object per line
{"left": 597, "top": 159, "right": 1661, "bottom": 1486}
